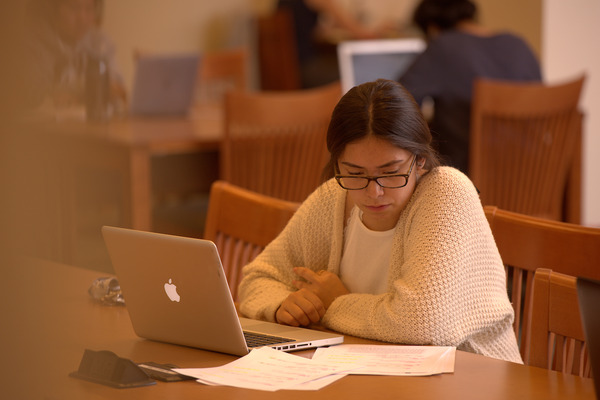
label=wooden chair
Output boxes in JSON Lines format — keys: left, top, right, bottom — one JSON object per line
{"left": 221, "top": 81, "right": 342, "bottom": 202}
{"left": 528, "top": 268, "right": 591, "bottom": 377}
{"left": 196, "top": 47, "right": 249, "bottom": 105}
{"left": 256, "top": 8, "right": 302, "bottom": 90}
{"left": 203, "top": 180, "right": 300, "bottom": 301}
{"left": 484, "top": 205, "right": 600, "bottom": 363}
{"left": 470, "top": 76, "right": 585, "bottom": 223}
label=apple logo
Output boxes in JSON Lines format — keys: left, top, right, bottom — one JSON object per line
{"left": 164, "top": 278, "right": 181, "bottom": 302}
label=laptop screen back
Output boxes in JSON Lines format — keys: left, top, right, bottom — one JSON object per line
{"left": 130, "top": 53, "right": 199, "bottom": 116}
{"left": 101, "top": 226, "right": 343, "bottom": 356}
{"left": 337, "top": 38, "right": 425, "bottom": 94}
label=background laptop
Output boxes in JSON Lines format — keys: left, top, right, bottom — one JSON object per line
{"left": 101, "top": 226, "right": 343, "bottom": 356}
{"left": 129, "top": 53, "right": 199, "bottom": 116}
{"left": 577, "top": 277, "right": 600, "bottom": 397}
{"left": 337, "top": 38, "right": 425, "bottom": 94}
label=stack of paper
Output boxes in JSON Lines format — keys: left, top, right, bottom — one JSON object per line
{"left": 312, "top": 344, "right": 455, "bottom": 376}
{"left": 174, "top": 344, "right": 456, "bottom": 391}
{"left": 174, "top": 347, "right": 352, "bottom": 391}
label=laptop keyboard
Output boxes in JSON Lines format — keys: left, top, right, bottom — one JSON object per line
{"left": 243, "top": 331, "right": 293, "bottom": 348}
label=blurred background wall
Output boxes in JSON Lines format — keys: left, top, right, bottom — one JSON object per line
{"left": 2, "top": 0, "right": 598, "bottom": 229}
{"left": 102, "top": 0, "right": 545, "bottom": 95}
{"left": 543, "top": 0, "right": 600, "bottom": 228}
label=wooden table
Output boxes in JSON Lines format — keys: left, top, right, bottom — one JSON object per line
{"left": 0, "top": 256, "right": 595, "bottom": 399}
{"left": 41, "top": 105, "right": 223, "bottom": 231}
{"left": 6, "top": 106, "right": 222, "bottom": 266}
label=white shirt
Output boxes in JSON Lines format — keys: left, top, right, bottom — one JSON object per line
{"left": 339, "top": 206, "right": 394, "bottom": 294}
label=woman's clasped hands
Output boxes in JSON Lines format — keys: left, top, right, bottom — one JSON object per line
{"left": 275, "top": 267, "right": 349, "bottom": 327}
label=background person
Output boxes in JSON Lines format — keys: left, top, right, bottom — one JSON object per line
{"left": 238, "top": 79, "right": 522, "bottom": 364}
{"left": 277, "top": 0, "right": 396, "bottom": 88}
{"left": 398, "top": 0, "right": 541, "bottom": 174}
{"left": 23, "top": 0, "right": 126, "bottom": 115}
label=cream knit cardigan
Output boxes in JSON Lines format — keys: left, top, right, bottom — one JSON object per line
{"left": 238, "top": 167, "right": 522, "bottom": 363}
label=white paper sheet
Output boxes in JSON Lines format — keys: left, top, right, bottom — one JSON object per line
{"left": 173, "top": 347, "right": 355, "bottom": 391}
{"left": 175, "top": 344, "right": 456, "bottom": 391}
{"left": 312, "top": 344, "right": 456, "bottom": 376}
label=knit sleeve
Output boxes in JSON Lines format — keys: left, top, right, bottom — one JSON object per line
{"left": 322, "top": 167, "right": 522, "bottom": 363}
{"left": 237, "top": 180, "right": 343, "bottom": 322}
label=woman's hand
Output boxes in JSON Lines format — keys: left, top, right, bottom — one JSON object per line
{"left": 275, "top": 288, "right": 326, "bottom": 327}
{"left": 275, "top": 267, "right": 349, "bottom": 327}
{"left": 292, "top": 267, "right": 349, "bottom": 309}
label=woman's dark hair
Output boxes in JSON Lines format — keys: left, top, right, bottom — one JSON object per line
{"left": 323, "top": 79, "right": 440, "bottom": 180}
{"left": 413, "top": 0, "right": 477, "bottom": 34}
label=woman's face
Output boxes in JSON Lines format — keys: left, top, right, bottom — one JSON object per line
{"left": 338, "top": 136, "right": 421, "bottom": 231}
{"left": 55, "top": 0, "right": 96, "bottom": 45}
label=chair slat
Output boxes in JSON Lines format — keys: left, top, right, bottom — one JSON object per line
{"left": 204, "top": 181, "right": 300, "bottom": 302}
{"left": 528, "top": 268, "right": 591, "bottom": 378}
{"left": 484, "top": 206, "right": 600, "bottom": 363}
{"left": 222, "top": 81, "right": 341, "bottom": 202}
{"left": 470, "top": 77, "right": 585, "bottom": 223}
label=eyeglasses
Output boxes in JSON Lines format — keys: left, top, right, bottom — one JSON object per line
{"left": 335, "top": 155, "right": 417, "bottom": 190}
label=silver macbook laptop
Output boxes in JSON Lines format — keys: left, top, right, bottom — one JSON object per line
{"left": 337, "top": 38, "right": 425, "bottom": 94}
{"left": 577, "top": 277, "right": 600, "bottom": 397}
{"left": 101, "top": 226, "right": 343, "bottom": 356}
{"left": 129, "top": 53, "right": 199, "bottom": 116}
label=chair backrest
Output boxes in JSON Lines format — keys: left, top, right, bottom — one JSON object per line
{"left": 529, "top": 268, "right": 591, "bottom": 377}
{"left": 221, "top": 81, "right": 341, "bottom": 202}
{"left": 203, "top": 180, "right": 300, "bottom": 301}
{"left": 484, "top": 205, "right": 600, "bottom": 363}
{"left": 256, "top": 8, "right": 302, "bottom": 90}
{"left": 196, "top": 47, "right": 249, "bottom": 105}
{"left": 470, "top": 76, "right": 585, "bottom": 223}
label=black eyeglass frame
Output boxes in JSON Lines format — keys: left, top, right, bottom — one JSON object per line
{"left": 335, "top": 155, "right": 418, "bottom": 190}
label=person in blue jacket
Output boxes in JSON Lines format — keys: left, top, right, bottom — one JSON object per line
{"left": 399, "top": 0, "right": 542, "bottom": 174}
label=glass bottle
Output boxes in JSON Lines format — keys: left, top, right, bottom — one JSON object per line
{"left": 85, "top": 54, "right": 109, "bottom": 122}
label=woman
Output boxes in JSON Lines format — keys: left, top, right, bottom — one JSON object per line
{"left": 238, "top": 79, "right": 522, "bottom": 364}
